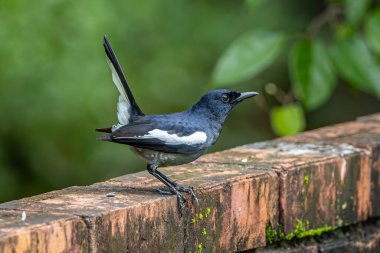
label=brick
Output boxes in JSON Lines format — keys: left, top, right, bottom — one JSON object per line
{"left": 101, "top": 164, "right": 279, "bottom": 252}
{"left": 251, "top": 218, "right": 380, "bottom": 253}
{"left": 0, "top": 210, "right": 88, "bottom": 253}
{"left": 352, "top": 229, "right": 380, "bottom": 253}
{"left": 317, "top": 219, "right": 380, "bottom": 253}
{"left": 357, "top": 112, "right": 380, "bottom": 124}
{"left": 1, "top": 113, "right": 379, "bottom": 252}
{"left": 0, "top": 186, "right": 183, "bottom": 252}
{"left": 280, "top": 121, "right": 380, "bottom": 217}
{"left": 197, "top": 141, "right": 370, "bottom": 236}
{"left": 254, "top": 245, "right": 318, "bottom": 253}
{"left": 0, "top": 163, "right": 278, "bottom": 252}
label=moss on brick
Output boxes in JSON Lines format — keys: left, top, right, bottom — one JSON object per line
{"left": 303, "top": 175, "right": 309, "bottom": 185}
{"left": 285, "top": 220, "right": 333, "bottom": 240}
{"left": 266, "top": 224, "right": 277, "bottom": 244}
{"left": 266, "top": 220, "right": 333, "bottom": 244}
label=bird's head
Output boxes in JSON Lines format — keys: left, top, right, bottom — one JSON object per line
{"left": 191, "top": 89, "right": 258, "bottom": 122}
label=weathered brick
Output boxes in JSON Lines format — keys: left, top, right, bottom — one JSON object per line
{"left": 102, "top": 163, "right": 279, "bottom": 252}
{"left": 357, "top": 112, "right": 380, "bottom": 124}
{"left": 0, "top": 210, "right": 88, "bottom": 253}
{"left": 198, "top": 141, "right": 370, "bottom": 236}
{"left": 0, "top": 186, "right": 183, "bottom": 252}
{"left": 316, "top": 219, "right": 380, "bottom": 253}
{"left": 251, "top": 218, "right": 380, "bottom": 253}
{"left": 0, "top": 163, "right": 278, "bottom": 252}
{"left": 280, "top": 121, "right": 380, "bottom": 217}
{"left": 254, "top": 245, "right": 318, "bottom": 253}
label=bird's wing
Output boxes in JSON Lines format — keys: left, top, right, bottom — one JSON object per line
{"left": 103, "top": 36, "right": 144, "bottom": 126}
{"left": 109, "top": 118, "right": 208, "bottom": 154}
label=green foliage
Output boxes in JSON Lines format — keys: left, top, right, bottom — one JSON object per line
{"left": 365, "top": 8, "right": 380, "bottom": 56}
{"left": 330, "top": 35, "right": 380, "bottom": 98}
{"left": 1, "top": 0, "right": 379, "bottom": 203}
{"left": 245, "top": 0, "right": 268, "bottom": 10}
{"left": 270, "top": 104, "right": 305, "bottom": 136}
{"left": 345, "top": 0, "right": 371, "bottom": 24}
{"left": 212, "top": 30, "right": 287, "bottom": 85}
{"left": 289, "top": 39, "right": 336, "bottom": 111}
{"left": 212, "top": 0, "right": 380, "bottom": 136}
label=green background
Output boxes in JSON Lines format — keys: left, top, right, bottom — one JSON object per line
{"left": 0, "top": 0, "right": 379, "bottom": 203}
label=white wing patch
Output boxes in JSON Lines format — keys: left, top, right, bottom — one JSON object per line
{"left": 146, "top": 129, "right": 207, "bottom": 145}
{"left": 117, "top": 96, "right": 131, "bottom": 125}
{"left": 106, "top": 59, "right": 132, "bottom": 127}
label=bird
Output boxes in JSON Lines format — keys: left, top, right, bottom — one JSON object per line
{"left": 96, "top": 36, "right": 258, "bottom": 215}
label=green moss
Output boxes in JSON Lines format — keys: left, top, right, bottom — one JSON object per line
{"left": 202, "top": 227, "right": 207, "bottom": 236}
{"left": 205, "top": 207, "right": 211, "bottom": 217}
{"left": 303, "top": 175, "right": 309, "bottom": 185}
{"left": 266, "top": 225, "right": 277, "bottom": 244}
{"left": 190, "top": 207, "right": 213, "bottom": 252}
{"left": 285, "top": 220, "right": 333, "bottom": 240}
{"left": 197, "top": 243, "right": 203, "bottom": 253}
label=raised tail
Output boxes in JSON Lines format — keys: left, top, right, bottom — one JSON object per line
{"left": 95, "top": 127, "right": 112, "bottom": 133}
{"left": 103, "top": 36, "right": 144, "bottom": 125}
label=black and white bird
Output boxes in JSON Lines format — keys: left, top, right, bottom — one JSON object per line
{"left": 97, "top": 36, "right": 258, "bottom": 214}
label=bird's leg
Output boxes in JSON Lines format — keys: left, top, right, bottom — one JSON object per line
{"left": 154, "top": 169, "right": 199, "bottom": 205}
{"left": 147, "top": 164, "right": 186, "bottom": 215}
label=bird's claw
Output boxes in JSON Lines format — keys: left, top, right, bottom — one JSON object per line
{"left": 176, "top": 192, "right": 186, "bottom": 216}
{"left": 156, "top": 185, "right": 199, "bottom": 206}
{"left": 176, "top": 185, "right": 199, "bottom": 206}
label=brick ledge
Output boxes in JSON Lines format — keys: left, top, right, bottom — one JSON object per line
{"left": 0, "top": 113, "right": 380, "bottom": 252}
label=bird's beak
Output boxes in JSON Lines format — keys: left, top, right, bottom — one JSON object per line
{"left": 233, "top": 92, "right": 259, "bottom": 103}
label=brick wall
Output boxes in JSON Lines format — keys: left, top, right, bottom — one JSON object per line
{"left": 1, "top": 113, "right": 380, "bottom": 253}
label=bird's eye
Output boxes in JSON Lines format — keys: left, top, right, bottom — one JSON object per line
{"left": 221, "top": 94, "right": 230, "bottom": 103}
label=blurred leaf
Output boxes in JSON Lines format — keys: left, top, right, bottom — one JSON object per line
{"left": 330, "top": 35, "right": 380, "bottom": 98}
{"left": 365, "top": 8, "right": 380, "bottom": 56}
{"left": 335, "top": 24, "right": 356, "bottom": 40}
{"left": 212, "top": 30, "right": 287, "bottom": 85}
{"left": 245, "top": 0, "right": 267, "bottom": 10}
{"left": 289, "top": 39, "right": 336, "bottom": 111}
{"left": 345, "top": 0, "right": 371, "bottom": 24}
{"left": 270, "top": 104, "right": 305, "bottom": 136}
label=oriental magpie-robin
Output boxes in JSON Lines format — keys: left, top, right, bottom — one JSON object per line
{"left": 97, "top": 36, "right": 258, "bottom": 214}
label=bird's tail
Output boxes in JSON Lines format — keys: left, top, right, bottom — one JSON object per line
{"left": 95, "top": 127, "right": 112, "bottom": 133}
{"left": 96, "top": 134, "right": 112, "bottom": 141}
{"left": 103, "top": 36, "right": 144, "bottom": 120}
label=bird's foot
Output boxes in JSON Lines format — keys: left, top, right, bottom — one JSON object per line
{"left": 156, "top": 186, "right": 174, "bottom": 195}
{"left": 176, "top": 192, "right": 186, "bottom": 216}
{"left": 156, "top": 185, "right": 199, "bottom": 206}
{"left": 176, "top": 185, "right": 199, "bottom": 206}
